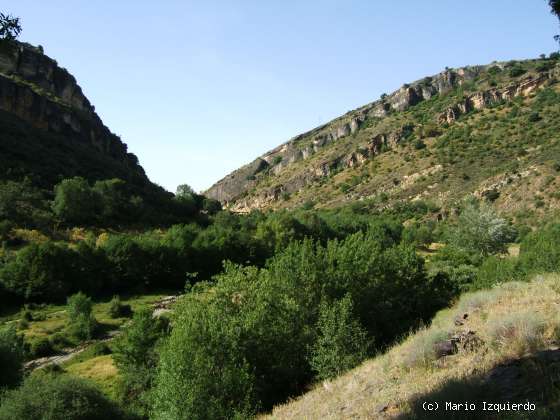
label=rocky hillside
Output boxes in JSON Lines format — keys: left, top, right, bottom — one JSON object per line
{"left": 206, "top": 56, "right": 560, "bottom": 220}
{"left": 0, "top": 41, "right": 149, "bottom": 189}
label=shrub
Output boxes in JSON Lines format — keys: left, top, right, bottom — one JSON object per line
{"left": 0, "top": 374, "right": 125, "bottom": 420}
{"left": 310, "top": 295, "right": 371, "bottom": 380}
{"left": 0, "top": 242, "right": 78, "bottom": 302}
{"left": 67, "top": 293, "right": 98, "bottom": 340}
{"left": 473, "top": 256, "right": 518, "bottom": 290}
{"left": 0, "top": 326, "right": 25, "bottom": 389}
{"left": 519, "top": 222, "right": 560, "bottom": 274}
{"left": 49, "top": 332, "right": 72, "bottom": 350}
{"left": 22, "top": 309, "right": 33, "bottom": 322}
{"left": 113, "top": 309, "right": 168, "bottom": 417}
{"left": 29, "top": 336, "right": 54, "bottom": 358}
{"left": 108, "top": 295, "right": 132, "bottom": 319}
{"left": 487, "top": 312, "right": 546, "bottom": 355}
{"left": 508, "top": 65, "right": 526, "bottom": 78}
{"left": 446, "top": 202, "right": 517, "bottom": 257}
{"left": 403, "top": 327, "right": 449, "bottom": 368}
{"left": 414, "top": 139, "right": 427, "bottom": 150}
{"left": 17, "top": 319, "right": 29, "bottom": 330}
{"left": 52, "top": 177, "right": 98, "bottom": 225}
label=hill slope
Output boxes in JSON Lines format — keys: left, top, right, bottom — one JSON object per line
{"left": 206, "top": 56, "right": 560, "bottom": 221}
{"left": 266, "top": 274, "right": 560, "bottom": 419}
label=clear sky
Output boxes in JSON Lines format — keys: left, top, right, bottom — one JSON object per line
{"left": 4, "top": 1, "right": 559, "bottom": 193}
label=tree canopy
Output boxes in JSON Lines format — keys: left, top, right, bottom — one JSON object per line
{"left": 0, "top": 13, "right": 21, "bottom": 41}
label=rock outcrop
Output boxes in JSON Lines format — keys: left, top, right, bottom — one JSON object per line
{"left": 438, "top": 74, "right": 551, "bottom": 124}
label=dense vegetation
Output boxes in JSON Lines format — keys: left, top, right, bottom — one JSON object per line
{"left": 3, "top": 190, "right": 560, "bottom": 418}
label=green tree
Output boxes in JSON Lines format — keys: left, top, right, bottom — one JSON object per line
{"left": 550, "top": 0, "right": 560, "bottom": 43}
{"left": 67, "top": 292, "right": 98, "bottom": 340}
{"left": 0, "top": 326, "right": 25, "bottom": 389}
{"left": 0, "top": 374, "right": 125, "bottom": 420}
{"left": 92, "top": 178, "right": 130, "bottom": 223}
{"left": 52, "top": 177, "right": 98, "bottom": 225}
{"left": 0, "top": 179, "right": 50, "bottom": 227}
{"left": 0, "top": 13, "right": 21, "bottom": 41}
{"left": 113, "top": 309, "right": 167, "bottom": 417}
{"left": 446, "top": 202, "right": 516, "bottom": 257}
{"left": 0, "top": 242, "right": 77, "bottom": 302}
{"left": 152, "top": 275, "right": 256, "bottom": 420}
{"left": 310, "top": 295, "right": 371, "bottom": 380}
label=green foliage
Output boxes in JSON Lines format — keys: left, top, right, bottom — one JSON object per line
{"left": 402, "top": 222, "right": 434, "bottom": 247}
{"left": 153, "top": 228, "right": 450, "bottom": 417}
{"left": 508, "top": 64, "right": 527, "bottom": 78}
{"left": 446, "top": 202, "right": 516, "bottom": 257}
{"left": 0, "top": 242, "right": 78, "bottom": 302}
{"left": 0, "top": 13, "right": 21, "bottom": 41}
{"left": 108, "top": 295, "right": 132, "bottom": 319}
{"left": 414, "top": 139, "right": 427, "bottom": 150}
{"left": 152, "top": 276, "right": 257, "bottom": 419}
{"left": 0, "top": 179, "right": 51, "bottom": 228}
{"left": 113, "top": 309, "right": 168, "bottom": 417}
{"left": 52, "top": 177, "right": 99, "bottom": 225}
{"left": 0, "top": 325, "right": 25, "bottom": 389}
{"left": 473, "top": 256, "right": 518, "bottom": 290}
{"left": 0, "top": 374, "right": 125, "bottom": 420}
{"left": 310, "top": 295, "right": 370, "bottom": 380}
{"left": 67, "top": 292, "right": 98, "bottom": 340}
{"left": 29, "top": 336, "right": 54, "bottom": 358}
{"left": 518, "top": 222, "right": 560, "bottom": 274}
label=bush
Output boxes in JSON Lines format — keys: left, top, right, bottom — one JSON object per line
{"left": 0, "top": 374, "right": 125, "bottom": 420}
{"left": 108, "top": 295, "right": 132, "bottom": 319}
{"left": 67, "top": 293, "right": 98, "bottom": 340}
{"left": 528, "top": 112, "right": 542, "bottom": 122}
{"left": 446, "top": 202, "right": 516, "bottom": 257}
{"left": 0, "top": 326, "right": 25, "bottom": 389}
{"left": 52, "top": 177, "right": 99, "bottom": 225}
{"left": 29, "top": 336, "right": 54, "bottom": 358}
{"left": 508, "top": 65, "right": 526, "bottom": 78}
{"left": 403, "top": 327, "right": 449, "bottom": 368}
{"left": 519, "top": 222, "right": 560, "bottom": 274}
{"left": 310, "top": 295, "right": 371, "bottom": 380}
{"left": 414, "top": 139, "right": 427, "bottom": 150}
{"left": 22, "top": 309, "right": 33, "bottom": 322}
{"left": 473, "top": 256, "right": 518, "bottom": 290}
{"left": 487, "top": 312, "right": 546, "bottom": 355}
{"left": 113, "top": 309, "right": 168, "bottom": 417}
{"left": 0, "top": 242, "right": 78, "bottom": 302}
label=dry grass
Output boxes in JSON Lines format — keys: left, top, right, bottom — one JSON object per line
{"left": 265, "top": 274, "right": 560, "bottom": 419}
{"left": 65, "top": 354, "right": 119, "bottom": 398}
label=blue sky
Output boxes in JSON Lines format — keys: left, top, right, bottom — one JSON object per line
{"left": 5, "top": 1, "right": 559, "bottom": 192}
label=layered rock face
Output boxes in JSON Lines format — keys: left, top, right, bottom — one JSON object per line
{"left": 0, "top": 42, "right": 143, "bottom": 176}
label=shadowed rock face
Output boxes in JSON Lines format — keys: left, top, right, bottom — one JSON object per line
{"left": 0, "top": 41, "right": 144, "bottom": 179}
